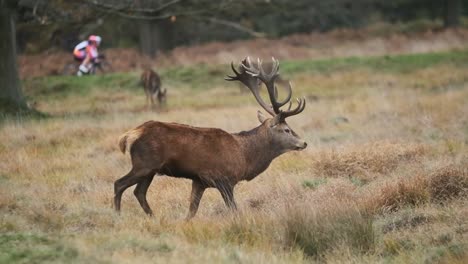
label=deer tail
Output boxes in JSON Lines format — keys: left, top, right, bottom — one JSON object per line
{"left": 118, "top": 128, "right": 143, "bottom": 154}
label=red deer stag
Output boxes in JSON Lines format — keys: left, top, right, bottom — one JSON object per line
{"left": 115, "top": 57, "right": 307, "bottom": 219}
{"left": 141, "top": 68, "right": 167, "bottom": 109}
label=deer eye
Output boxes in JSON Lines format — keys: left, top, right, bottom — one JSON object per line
{"left": 284, "top": 128, "right": 291, "bottom": 133}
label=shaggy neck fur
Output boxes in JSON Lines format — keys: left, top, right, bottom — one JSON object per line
{"left": 234, "top": 123, "right": 284, "bottom": 181}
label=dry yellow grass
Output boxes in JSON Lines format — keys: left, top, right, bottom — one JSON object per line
{"left": 1, "top": 53, "right": 468, "bottom": 263}
{"left": 311, "top": 141, "right": 426, "bottom": 180}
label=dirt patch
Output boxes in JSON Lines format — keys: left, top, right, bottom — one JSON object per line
{"left": 18, "top": 28, "right": 468, "bottom": 78}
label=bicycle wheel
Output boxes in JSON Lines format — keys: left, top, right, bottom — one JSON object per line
{"left": 98, "top": 60, "right": 113, "bottom": 74}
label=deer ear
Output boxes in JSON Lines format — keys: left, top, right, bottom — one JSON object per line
{"left": 257, "top": 110, "right": 267, "bottom": 123}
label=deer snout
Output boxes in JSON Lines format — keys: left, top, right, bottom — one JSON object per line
{"left": 295, "top": 141, "right": 307, "bottom": 150}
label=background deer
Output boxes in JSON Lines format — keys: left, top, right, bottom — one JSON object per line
{"left": 116, "top": 58, "right": 306, "bottom": 219}
{"left": 141, "top": 68, "right": 167, "bottom": 109}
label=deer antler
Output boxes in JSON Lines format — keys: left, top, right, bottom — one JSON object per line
{"left": 226, "top": 57, "right": 306, "bottom": 120}
{"left": 225, "top": 58, "right": 276, "bottom": 116}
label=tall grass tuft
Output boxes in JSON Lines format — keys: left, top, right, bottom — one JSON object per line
{"left": 428, "top": 165, "right": 468, "bottom": 202}
{"left": 312, "top": 142, "right": 425, "bottom": 179}
{"left": 222, "top": 214, "right": 276, "bottom": 248}
{"left": 283, "top": 203, "right": 375, "bottom": 258}
{"left": 364, "top": 176, "right": 429, "bottom": 214}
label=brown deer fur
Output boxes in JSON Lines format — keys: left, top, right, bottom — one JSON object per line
{"left": 115, "top": 58, "right": 307, "bottom": 219}
{"left": 141, "top": 68, "right": 166, "bottom": 109}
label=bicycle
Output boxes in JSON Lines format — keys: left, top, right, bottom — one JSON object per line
{"left": 61, "top": 54, "right": 113, "bottom": 76}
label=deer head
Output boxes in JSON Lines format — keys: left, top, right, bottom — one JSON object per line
{"left": 226, "top": 57, "right": 307, "bottom": 152}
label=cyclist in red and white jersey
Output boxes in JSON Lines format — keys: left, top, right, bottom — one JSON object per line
{"left": 73, "top": 35, "right": 102, "bottom": 76}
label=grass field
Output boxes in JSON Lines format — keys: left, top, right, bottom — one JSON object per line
{"left": 1, "top": 50, "right": 468, "bottom": 263}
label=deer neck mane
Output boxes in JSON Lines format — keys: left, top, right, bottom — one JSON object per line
{"left": 234, "top": 124, "right": 283, "bottom": 180}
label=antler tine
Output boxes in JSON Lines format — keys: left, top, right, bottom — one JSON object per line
{"left": 280, "top": 97, "right": 306, "bottom": 120}
{"left": 287, "top": 101, "right": 292, "bottom": 111}
{"left": 270, "top": 57, "right": 280, "bottom": 79}
{"left": 224, "top": 62, "right": 240, "bottom": 81}
{"left": 274, "top": 81, "right": 292, "bottom": 106}
{"left": 242, "top": 57, "right": 259, "bottom": 77}
{"left": 257, "top": 58, "right": 263, "bottom": 76}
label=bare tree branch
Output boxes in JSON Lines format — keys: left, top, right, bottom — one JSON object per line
{"left": 127, "top": 0, "right": 182, "bottom": 14}
{"left": 193, "top": 16, "right": 266, "bottom": 38}
{"left": 89, "top": 3, "right": 207, "bottom": 21}
{"left": 82, "top": 0, "right": 263, "bottom": 38}
{"left": 83, "top": 0, "right": 215, "bottom": 21}
{"left": 83, "top": 0, "right": 182, "bottom": 15}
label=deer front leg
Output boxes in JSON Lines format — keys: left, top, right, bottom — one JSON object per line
{"left": 186, "top": 180, "right": 206, "bottom": 220}
{"left": 218, "top": 184, "right": 237, "bottom": 211}
{"left": 150, "top": 93, "right": 156, "bottom": 110}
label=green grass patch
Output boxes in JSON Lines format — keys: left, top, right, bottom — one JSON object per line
{"left": 161, "top": 63, "right": 226, "bottom": 90}
{"left": 0, "top": 174, "right": 8, "bottom": 182}
{"left": 302, "top": 178, "right": 327, "bottom": 189}
{"left": 350, "top": 177, "right": 367, "bottom": 187}
{"left": 0, "top": 232, "right": 89, "bottom": 264}
{"left": 22, "top": 73, "right": 140, "bottom": 100}
{"left": 280, "top": 50, "right": 468, "bottom": 75}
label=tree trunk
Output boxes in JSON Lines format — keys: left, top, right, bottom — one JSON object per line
{"left": 0, "top": 2, "right": 26, "bottom": 111}
{"left": 444, "top": 0, "right": 461, "bottom": 27}
{"left": 138, "top": 20, "right": 173, "bottom": 58}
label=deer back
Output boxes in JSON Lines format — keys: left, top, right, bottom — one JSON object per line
{"left": 122, "top": 121, "right": 247, "bottom": 185}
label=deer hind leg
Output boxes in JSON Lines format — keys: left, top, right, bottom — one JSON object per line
{"left": 133, "top": 174, "right": 155, "bottom": 216}
{"left": 145, "top": 90, "right": 151, "bottom": 109}
{"left": 114, "top": 167, "right": 153, "bottom": 213}
{"left": 186, "top": 180, "right": 206, "bottom": 220}
{"left": 218, "top": 184, "right": 237, "bottom": 211}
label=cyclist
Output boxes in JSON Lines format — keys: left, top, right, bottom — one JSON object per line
{"left": 73, "top": 35, "right": 102, "bottom": 76}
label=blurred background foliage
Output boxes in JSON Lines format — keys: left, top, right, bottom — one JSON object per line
{"left": 14, "top": 0, "right": 468, "bottom": 56}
